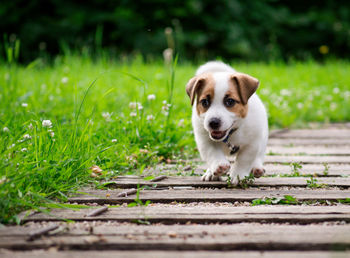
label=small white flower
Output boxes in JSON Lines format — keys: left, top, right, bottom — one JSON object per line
{"left": 130, "top": 112, "right": 137, "bottom": 117}
{"left": 3, "top": 127, "right": 9, "bottom": 132}
{"left": 297, "top": 103, "right": 303, "bottom": 109}
{"left": 333, "top": 87, "right": 340, "bottom": 94}
{"left": 129, "top": 102, "right": 143, "bottom": 110}
{"left": 61, "top": 77, "right": 69, "bottom": 84}
{"left": 21, "top": 148, "right": 27, "bottom": 152}
{"left": 21, "top": 103, "right": 28, "bottom": 108}
{"left": 111, "top": 139, "right": 117, "bottom": 143}
{"left": 0, "top": 176, "right": 7, "bottom": 184}
{"left": 42, "top": 120, "right": 52, "bottom": 128}
{"left": 9, "top": 143, "right": 15, "bottom": 149}
{"left": 48, "top": 130, "right": 55, "bottom": 137}
{"left": 146, "top": 115, "right": 154, "bottom": 121}
{"left": 28, "top": 123, "right": 33, "bottom": 130}
{"left": 162, "top": 100, "right": 167, "bottom": 105}
{"left": 147, "top": 94, "right": 156, "bottom": 101}
{"left": 129, "top": 102, "right": 137, "bottom": 109}
{"left": 23, "top": 134, "right": 31, "bottom": 140}
{"left": 102, "top": 112, "right": 112, "bottom": 122}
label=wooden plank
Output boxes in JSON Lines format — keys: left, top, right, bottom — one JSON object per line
{"left": 194, "top": 164, "right": 350, "bottom": 176}
{"left": 156, "top": 164, "right": 350, "bottom": 177}
{"left": 269, "top": 129, "right": 350, "bottom": 139}
{"left": 1, "top": 251, "right": 349, "bottom": 258}
{"left": 264, "top": 155, "right": 350, "bottom": 164}
{"left": 264, "top": 164, "right": 350, "bottom": 176}
{"left": 1, "top": 224, "right": 350, "bottom": 251}
{"left": 267, "top": 138, "right": 350, "bottom": 146}
{"left": 68, "top": 189, "right": 350, "bottom": 204}
{"left": 19, "top": 205, "right": 350, "bottom": 223}
{"left": 266, "top": 146, "right": 350, "bottom": 155}
{"left": 103, "top": 176, "right": 350, "bottom": 188}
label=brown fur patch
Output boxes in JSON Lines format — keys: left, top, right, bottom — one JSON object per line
{"left": 195, "top": 74, "right": 215, "bottom": 115}
{"left": 227, "top": 79, "right": 249, "bottom": 118}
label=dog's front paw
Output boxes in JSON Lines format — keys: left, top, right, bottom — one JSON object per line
{"left": 211, "top": 161, "right": 230, "bottom": 177}
{"left": 201, "top": 170, "right": 221, "bottom": 181}
{"left": 251, "top": 167, "right": 265, "bottom": 178}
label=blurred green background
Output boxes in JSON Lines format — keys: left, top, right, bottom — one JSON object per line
{"left": 1, "top": 0, "right": 350, "bottom": 62}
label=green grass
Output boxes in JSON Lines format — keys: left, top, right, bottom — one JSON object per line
{"left": 1, "top": 55, "right": 350, "bottom": 224}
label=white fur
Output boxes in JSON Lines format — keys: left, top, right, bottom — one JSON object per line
{"left": 191, "top": 61, "right": 268, "bottom": 185}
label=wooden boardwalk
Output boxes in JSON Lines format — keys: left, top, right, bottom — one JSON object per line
{"left": 1, "top": 126, "right": 350, "bottom": 258}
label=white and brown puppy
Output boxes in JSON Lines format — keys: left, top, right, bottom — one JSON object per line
{"left": 186, "top": 61, "right": 268, "bottom": 185}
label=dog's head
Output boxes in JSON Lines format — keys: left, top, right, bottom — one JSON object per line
{"left": 186, "top": 72, "right": 259, "bottom": 141}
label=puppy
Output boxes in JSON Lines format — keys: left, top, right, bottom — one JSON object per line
{"left": 186, "top": 61, "right": 268, "bottom": 185}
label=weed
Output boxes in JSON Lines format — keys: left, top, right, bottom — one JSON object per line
{"left": 226, "top": 174, "right": 255, "bottom": 188}
{"left": 252, "top": 195, "right": 298, "bottom": 206}
{"left": 128, "top": 165, "right": 151, "bottom": 208}
{"left": 323, "top": 163, "right": 330, "bottom": 176}
{"left": 306, "top": 177, "right": 326, "bottom": 188}
{"left": 290, "top": 162, "right": 302, "bottom": 176}
{"left": 226, "top": 175, "right": 233, "bottom": 188}
{"left": 338, "top": 198, "right": 350, "bottom": 204}
{"left": 238, "top": 174, "right": 256, "bottom": 188}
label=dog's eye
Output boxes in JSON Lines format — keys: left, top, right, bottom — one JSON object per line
{"left": 200, "top": 99, "right": 210, "bottom": 108}
{"left": 224, "top": 98, "right": 236, "bottom": 107}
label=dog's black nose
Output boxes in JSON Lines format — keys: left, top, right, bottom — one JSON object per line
{"left": 209, "top": 118, "right": 221, "bottom": 130}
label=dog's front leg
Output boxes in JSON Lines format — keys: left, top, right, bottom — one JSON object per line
{"left": 197, "top": 138, "right": 230, "bottom": 181}
{"left": 229, "top": 144, "right": 258, "bottom": 185}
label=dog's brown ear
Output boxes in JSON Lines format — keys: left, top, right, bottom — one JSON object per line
{"left": 186, "top": 76, "right": 205, "bottom": 106}
{"left": 231, "top": 73, "right": 259, "bottom": 105}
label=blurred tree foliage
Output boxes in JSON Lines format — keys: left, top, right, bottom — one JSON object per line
{"left": 1, "top": 0, "right": 350, "bottom": 62}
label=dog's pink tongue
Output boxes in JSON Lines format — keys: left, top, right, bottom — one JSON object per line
{"left": 211, "top": 131, "right": 225, "bottom": 139}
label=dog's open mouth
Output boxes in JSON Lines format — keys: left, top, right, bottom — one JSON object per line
{"left": 210, "top": 130, "right": 227, "bottom": 140}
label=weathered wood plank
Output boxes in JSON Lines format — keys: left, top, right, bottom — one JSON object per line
{"left": 1, "top": 224, "right": 350, "bottom": 251}
{"left": 269, "top": 129, "right": 350, "bottom": 139}
{"left": 103, "top": 176, "right": 350, "bottom": 188}
{"left": 268, "top": 138, "right": 350, "bottom": 146}
{"left": 156, "top": 164, "right": 350, "bottom": 177}
{"left": 264, "top": 155, "right": 350, "bottom": 164}
{"left": 68, "top": 188, "right": 350, "bottom": 204}
{"left": 195, "top": 164, "right": 350, "bottom": 176}
{"left": 264, "top": 164, "right": 350, "bottom": 176}
{"left": 266, "top": 146, "right": 350, "bottom": 155}
{"left": 1, "top": 251, "right": 349, "bottom": 258}
{"left": 19, "top": 205, "right": 350, "bottom": 223}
